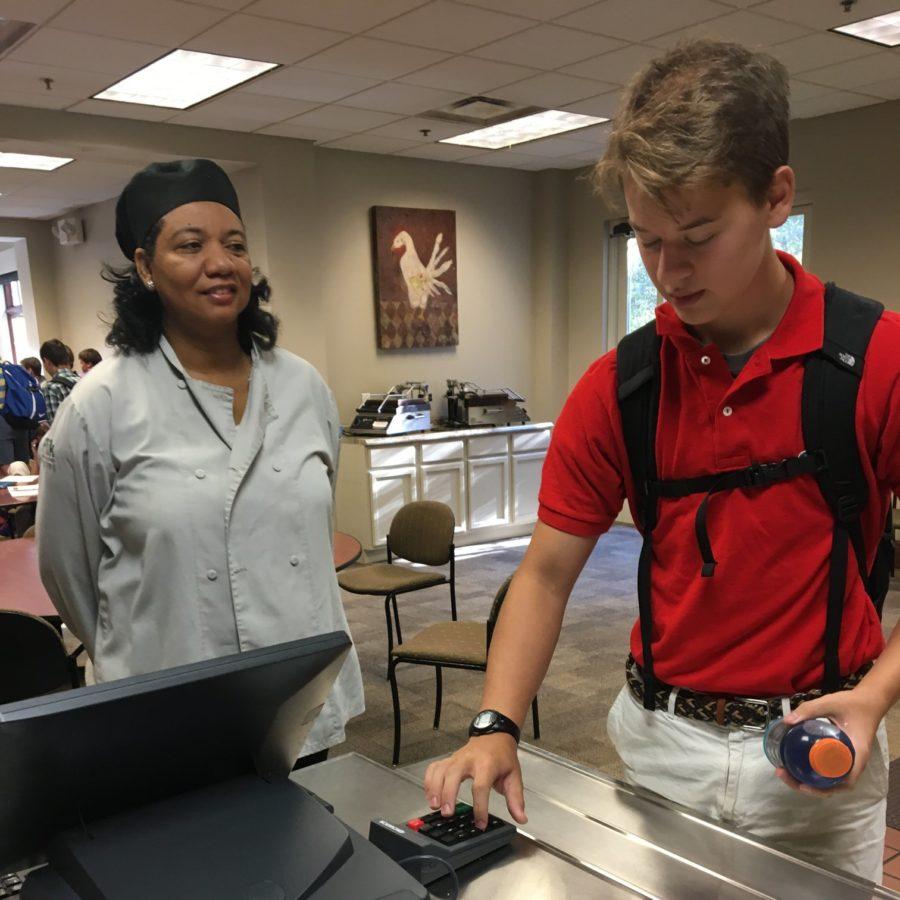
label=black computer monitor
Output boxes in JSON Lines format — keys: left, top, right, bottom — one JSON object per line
{"left": 0, "top": 631, "right": 351, "bottom": 872}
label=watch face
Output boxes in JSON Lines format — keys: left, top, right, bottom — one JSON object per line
{"left": 474, "top": 711, "right": 496, "bottom": 730}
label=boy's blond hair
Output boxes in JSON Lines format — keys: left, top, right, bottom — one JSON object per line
{"left": 593, "top": 40, "right": 790, "bottom": 207}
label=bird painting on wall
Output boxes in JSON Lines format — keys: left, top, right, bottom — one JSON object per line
{"left": 372, "top": 205, "right": 459, "bottom": 350}
{"left": 391, "top": 230, "right": 454, "bottom": 310}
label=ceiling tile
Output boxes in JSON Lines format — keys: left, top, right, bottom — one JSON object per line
{"left": 856, "top": 75, "right": 900, "bottom": 100}
{"left": 472, "top": 24, "right": 625, "bottom": 69}
{"left": 556, "top": 154, "right": 598, "bottom": 169}
{"left": 10, "top": 28, "right": 165, "bottom": 77}
{"left": 0, "top": 60, "right": 110, "bottom": 100}
{"left": 455, "top": 0, "right": 601, "bottom": 19}
{"left": 167, "top": 93, "right": 319, "bottom": 130}
{"left": 398, "top": 55, "right": 539, "bottom": 93}
{"left": 791, "top": 91, "right": 882, "bottom": 119}
{"left": 66, "top": 99, "right": 178, "bottom": 121}
{"left": 560, "top": 43, "right": 659, "bottom": 83}
{"left": 0, "top": 90, "right": 74, "bottom": 110}
{"left": 394, "top": 142, "right": 482, "bottom": 161}
{"left": 255, "top": 123, "right": 352, "bottom": 141}
{"left": 648, "top": 10, "right": 810, "bottom": 49}
{"left": 568, "top": 120, "right": 613, "bottom": 142}
{"left": 788, "top": 79, "right": 834, "bottom": 103}
{"left": 364, "top": 116, "right": 474, "bottom": 140}
{"left": 238, "top": 67, "right": 380, "bottom": 103}
{"left": 295, "top": 37, "right": 449, "bottom": 80}
{"left": 494, "top": 71, "right": 614, "bottom": 106}
{"left": 320, "top": 134, "right": 424, "bottom": 153}
{"left": 50, "top": 0, "right": 227, "bottom": 46}
{"left": 0, "top": 0, "right": 70, "bottom": 23}
{"left": 752, "top": 0, "right": 900, "bottom": 31}
{"left": 562, "top": 89, "right": 620, "bottom": 117}
{"left": 280, "top": 104, "right": 402, "bottom": 130}
{"left": 801, "top": 52, "right": 900, "bottom": 90}
{"left": 463, "top": 150, "right": 549, "bottom": 168}
{"left": 765, "top": 32, "right": 883, "bottom": 75}
{"left": 368, "top": 1, "right": 533, "bottom": 53}
{"left": 557, "top": 0, "right": 726, "bottom": 42}
{"left": 182, "top": 0, "right": 251, "bottom": 9}
{"left": 0, "top": 170, "right": 47, "bottom": 192}
{"left": 332, "top": 82, "right": 467, "bottom": 115}
{"left": 243, "top": 0, "right": 429, "bottom": 32}
{"left": 185, "top": 14, "right": 346, "bottom": 64}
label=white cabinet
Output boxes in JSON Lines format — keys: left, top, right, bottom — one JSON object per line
{"left": 336, "top": 423, "right": 552, "bottom": 553}
{"left": 467, "top": 456, "right": 510, "bottom": 530}
{"left": 369, "top": 466, "right": 417, "bottom": 546}
{"left": 512, "top": 451, "right": 545, "bottom": 524}
{"left": 420, "top": 461, "right": 467, "bottom": 534}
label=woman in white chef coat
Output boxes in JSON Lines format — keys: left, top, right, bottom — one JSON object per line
{"left": 37, "top": 159, "right": 364, "bottom": 762}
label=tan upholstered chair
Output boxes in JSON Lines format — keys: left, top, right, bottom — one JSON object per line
{"left": 338, "top": 501, "right": 457, "bottom": 670}
{"left": 387, "top": 576, "right": 540, "bottom": 766}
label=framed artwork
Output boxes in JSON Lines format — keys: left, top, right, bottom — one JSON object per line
{"left": 371, "top": 205, "right": 458, "bottom": 350}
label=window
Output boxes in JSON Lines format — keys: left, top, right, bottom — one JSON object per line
{"left": 608, "top": 210, "right": 808, "bottom": 346}
{"left": 1, "top": 271, "right": 24, "bottom": 363}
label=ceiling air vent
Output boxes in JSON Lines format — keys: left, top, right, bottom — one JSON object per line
{"left": 423, "top": 95, "right": 542, "bottom": 127}
{"left": 0, "top": 18, "right": 36, "bottom": 54}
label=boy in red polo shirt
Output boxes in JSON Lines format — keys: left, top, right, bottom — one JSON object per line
{"left": 424, "top": 39, "right": 900, "bottom": 881}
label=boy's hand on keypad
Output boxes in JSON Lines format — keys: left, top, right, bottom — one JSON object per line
{"left": 423, "top": 733, "right": 527, "bottom": 831}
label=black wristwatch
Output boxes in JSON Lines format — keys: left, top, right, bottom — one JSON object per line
{"left": 468, "top": 709, "right": 520, "bottom": 744}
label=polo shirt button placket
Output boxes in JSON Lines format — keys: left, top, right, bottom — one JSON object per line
{"left": 700, "top": 355, "right": 711, "bottom": 366}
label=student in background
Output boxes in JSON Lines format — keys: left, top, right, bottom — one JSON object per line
{"left": 20, "top": 357, "right": 42, "bottom": 384}
{"left": 78, "top": 348, "right": 102, "bottom": 374}
{"left": 39, "top": 339, "right": 79, "bottom": 423}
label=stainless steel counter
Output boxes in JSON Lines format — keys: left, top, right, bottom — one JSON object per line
{"left": 293, "top": 744, "right": 899, "bottom": 899}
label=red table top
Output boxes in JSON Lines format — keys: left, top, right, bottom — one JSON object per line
{"left": 333, "top": 531, "right": 362, "bottom": 571}
{"left": 0, "top": 538, "right": 56, "bottom": 618}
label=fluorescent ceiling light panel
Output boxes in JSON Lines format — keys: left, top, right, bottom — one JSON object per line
{"left": 832, "top": 10, "right": 900, "bottom": 47}
{"left": 440, "top": 110, "right": 608, "bottom": 149}
{"left": 93, "top": 49, "right": 278, "bottom": 109}
{"left": 0, "top": 152, "right": 72, "bottom": 170}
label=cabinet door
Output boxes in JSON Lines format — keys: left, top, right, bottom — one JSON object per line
{"left": 369, "top": 466, "right": 418, "bottom": 546}
{"left": 512, "top": 451, "right": 546, "bottom": 524}
{"left": 420, "top": 461, "right": 467, "bottom": 534}
{"left": 467, "top": 455, "right": 510, "bottom": 530}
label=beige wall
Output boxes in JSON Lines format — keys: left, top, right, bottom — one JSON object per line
{"left": 315, "top": 148, "right": 535, "bottom": 423}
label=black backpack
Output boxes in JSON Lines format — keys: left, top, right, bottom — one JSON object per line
{"left": 616, "top": 284, "right": 894, "bottom": 707}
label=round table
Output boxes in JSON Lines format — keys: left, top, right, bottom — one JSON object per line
{"left": 333, "top": 531, "right": 362, "bottom": 571}
{"left": 0, "top": 538, "right": 56, "bottom": 618}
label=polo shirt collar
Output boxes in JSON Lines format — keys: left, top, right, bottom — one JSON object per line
{"left": 654, "top": 251, "right": 824, "bottom": 362}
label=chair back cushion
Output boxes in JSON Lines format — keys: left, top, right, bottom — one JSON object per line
{"left": 0, "top": 611, "right": 73, "bottom": 704}
{"left": 389, "top": 501, "right": 455, "bottom": 566}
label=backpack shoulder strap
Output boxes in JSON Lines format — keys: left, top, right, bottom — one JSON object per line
{"left": 802, "top": 283, "right": 885, "bottom": 690}
{"left": 802, "top": 283, "right": 883, "bottom": 535}
{"left": 616, "top": 320, "right": 661, "bottom": 531}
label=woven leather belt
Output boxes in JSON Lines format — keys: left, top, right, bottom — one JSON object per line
{"left": 625, "top": 654, "right": 874, "bottom": 731}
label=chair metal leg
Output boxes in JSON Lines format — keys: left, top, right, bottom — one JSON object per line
{"left": 389, "top": 660, "right": 402, "bottom": 767}
{"left": 391, "top": 594, "right": 403, "bottom": 645}
{"left": 449, "top": 552, "right": 457, "bottom": 621}
{"left": 384, "top": 595, "right": 395, "bottom": 680}
{"left": 531, "top": 696, "right": 541, "bottom": 740}
{"left": 433, "top": 666, "right": 443, "bottom": 730}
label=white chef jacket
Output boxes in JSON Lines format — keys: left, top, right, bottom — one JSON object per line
{"left": 36, "top": 337, "right": 364, "bottom": 754}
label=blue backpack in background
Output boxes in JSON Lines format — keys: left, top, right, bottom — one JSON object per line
{"left": 0, "top": 361, "right": 46, "bottom": 428}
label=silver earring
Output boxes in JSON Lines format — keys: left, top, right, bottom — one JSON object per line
{"left": 146, "top": 280, "right": 154, "bottom": 290}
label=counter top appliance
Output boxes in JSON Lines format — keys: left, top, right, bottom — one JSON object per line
{"left": 444, "top": 380, "right": 529, "bottom": 428}
{"left": 346, "top": 382, "right": 432, "bottom": 436}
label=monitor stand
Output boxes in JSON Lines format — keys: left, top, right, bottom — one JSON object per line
{"left": 22, "top": 775, "right": 427, "bottom": 899}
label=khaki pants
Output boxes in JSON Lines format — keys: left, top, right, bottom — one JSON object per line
{"left": 607, "top": 685, "right": 888, "bottom": 883}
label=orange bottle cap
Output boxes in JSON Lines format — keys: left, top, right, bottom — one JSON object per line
{"left": 809, "top": 738, "right": 853, "bottom": 779}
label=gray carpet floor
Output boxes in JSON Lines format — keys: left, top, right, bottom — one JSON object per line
{"left": 340, "top": 524, "right": 900, "bottom": 778}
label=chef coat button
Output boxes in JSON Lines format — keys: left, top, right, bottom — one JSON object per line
{"left": 195, "top": 468, "right": 206, "bottom": 479}
{"left": 700, "top": 355, "right": 711, "bottom": 366}
{"left": 722, "top": 406, "right": 733, "bottom": 417}
{"left": 289, "top": 555, "right": 299, "bottom": 567}
{"left": 206, "top": 569, "right": 218, "bottom": 581}
{"left": 273, "top": 464, "right": 282, "bottom": 472}
{"left": 177, "top": 380, "right": 187, "bottom": 390}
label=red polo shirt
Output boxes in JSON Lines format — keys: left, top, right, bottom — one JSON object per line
{"left": 539, "top": 253, "right": 900, "bottom": 696}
